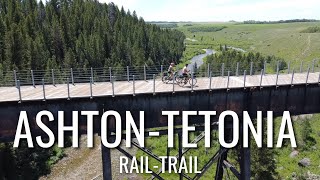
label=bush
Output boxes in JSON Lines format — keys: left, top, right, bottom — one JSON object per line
{"left": 301, "top": 120, "right": 317, "bottom": 150}
{"left": 187, "top": 26, "right": 226, "bottom": 33}
{"left": 300, "top": 26, "right": 320, "bottom": 33}
{"left": 0, "top": 142, "right": 65, "bottom": 180}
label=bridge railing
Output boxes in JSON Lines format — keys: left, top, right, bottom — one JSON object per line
{"left": 0, "top": 59, "right": 319, "bottom": 87}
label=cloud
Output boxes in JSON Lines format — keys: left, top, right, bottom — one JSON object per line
{"left": 151, "top": 0, "right": 320, "bottom": 21}
{"left": 39, "top": 0, "right": 320, "bottom": 21}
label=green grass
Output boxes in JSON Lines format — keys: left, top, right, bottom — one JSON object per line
{"left": 176, "top": 22, "right": 320, "bottom": 69}
{"left": 178, "top": 47, "right": 205, "bottom": 68}
{"left": 275, "top": 114, "right": 320, "bottom": 179}
{"left": 136, "top": 133, "right": 223, "bottom": 180}
{"left": 187, "top": 26, "right": 226, "bottom": 33}
{"left": 134, "top": 22, "right": 320, "bottom": 179}
{"left": 136, "top": 115, "right": 320, "bottom": 179}
{"left": 47, "top": 144, "right": 65, "bottom": 166}
{"left": 301, "top": 26, "right": 320, "bottom": 33}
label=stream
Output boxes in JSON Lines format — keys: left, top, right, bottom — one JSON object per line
{"left": 188, "top": 46, "right": 246, "bottom": 72}
{"left": 189, "top": 49, "right": 215, "bottom": 72}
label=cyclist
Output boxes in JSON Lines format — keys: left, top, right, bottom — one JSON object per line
{"left": 168, "top": 62, "right": 175, "bottom": 80}
{"left": 182, "top": 64, "right": 190, "bottom": 83}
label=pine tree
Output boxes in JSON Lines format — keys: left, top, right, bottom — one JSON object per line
{"left": 0, "top": 2, "right": 185, "bottom": 178}
{"left": 301, "top": 119, "right": 316, "bottom": 150}
{"left": 251, "top": 120, "right": 279, "bottom": 180}
{"left": 4, "top": 23, "right": 25, "bottom": 70}
{"left": 0, "top": 18, "right": 5, "bottom": 64}
{"left": 64, "top": 48, "right": 76, "bottom": 68}
{"left": 0, "top": 63, "right": 3, "bottom": 84}
{"left": 0, "top": 0, "right": 185, "bottom": 72}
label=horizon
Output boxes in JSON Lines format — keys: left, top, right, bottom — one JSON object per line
{"left": 97, "top": 0, "right": 320, "bottom": 22}
{"left": 35, "top": 0, "right": 320, "bottom": 22}
{"left": 145, "top": 19, "right": 319, "bottom": 23}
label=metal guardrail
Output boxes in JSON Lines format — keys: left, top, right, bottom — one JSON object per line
{"left": 2, "top": 60, "right": 320, "bottom": 102}
{"left": 1, "top": 60, "right": 319, "bottom": 87}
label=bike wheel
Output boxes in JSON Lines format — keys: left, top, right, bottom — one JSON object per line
{"left": 178, "top": 78, "right": 187, "bottom": 87}
{"left": 174, "top": 76, "right": 180, "bottom": 83}
{"left": 178, "top": 81, "right": 184, "bottom": 87}
{"left": 162, "top": 76, "right": 169, "bottom": 83}
{"left": 189, "top": 77, "right": 197, "bottom": 87}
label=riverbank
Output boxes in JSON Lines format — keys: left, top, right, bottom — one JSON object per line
{"left": 190, "top": 49, "right": 215, "bottom": 68}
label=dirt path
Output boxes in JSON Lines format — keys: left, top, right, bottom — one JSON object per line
{"left": 301, "top": 35, "right": 311, "bottom": 57}
{"left": 40, "top": 136, "right": 140, "bottom": 180}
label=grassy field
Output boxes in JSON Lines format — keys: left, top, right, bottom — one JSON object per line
{"left": 275, "top": 114, "right": 320, "bottom": 179}
{"left": 136, "top": 22, "right": 320, "bottom": 179}
{"left": 177, "top": 22, "right": 320, "bottom": 68}
{"left": 136, "top": 115, "right": 320, "bottom": 179}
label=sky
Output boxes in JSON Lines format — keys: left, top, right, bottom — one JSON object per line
{"left": 97, "top": 0, "right": 320, "bottom": 22}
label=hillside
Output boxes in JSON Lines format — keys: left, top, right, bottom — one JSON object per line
{"left": 135, "top": 115, "right": 320, "bottom": 179}
{"left": 0, "top": 0, "right": 185, "bottom": 73}
{"left": 0, "top": 0, "right": 185, "bottom": 179}
{"left": 0, "top": 1, "right": 320, "bottom": 179}
{"left": 177, "top": 22, "right": 320, "bottom": 67}
{"left": 137, "top": 22, "right": 320, "bottom": 179}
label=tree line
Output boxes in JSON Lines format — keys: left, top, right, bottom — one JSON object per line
{"left": 152, "top": 23, "right": 178, "bottom": 29}
{"left": 0, "top": 0, "right": 186, "bottom": 178}
{"left": 0, "top": 0, "right": 186, "bottom": 76}
{"left": 200, "top": 46, "right": 287, "bottom": 75}
{"left": 243, "top": 19, "right": 319, "bottom": 24}
{"left": 187, "top": 26, "right": 226, "bottom": 33}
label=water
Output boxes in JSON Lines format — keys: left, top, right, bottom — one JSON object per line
{"left": 189, "top": 49, "right": 215, "bottom": 72}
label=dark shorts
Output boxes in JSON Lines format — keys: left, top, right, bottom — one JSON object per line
{"left": 183, "top": 73, "right": 188, "bottom": 78}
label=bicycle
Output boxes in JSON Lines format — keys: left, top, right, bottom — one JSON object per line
{"left": 162, "top": 71, "right": 179, "bottom": 84}
{"left": 177, "top": 73, "right": 197, "bottom": 87}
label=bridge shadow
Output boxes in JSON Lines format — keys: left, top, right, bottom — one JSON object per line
{"left": 183, "top": 85, "right": 199, "bottom": 88}
{"left": 165, "top": 82, "right": 198, "bottom": 88}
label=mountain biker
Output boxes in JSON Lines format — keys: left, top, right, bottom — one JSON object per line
{"left": 168, "top": 62, "right": 175, "bottom": 80}
{"left": 182, "top": 64, "right": 190, "bottom": 83}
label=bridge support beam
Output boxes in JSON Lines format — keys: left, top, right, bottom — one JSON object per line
{"left": 215, "top": 147, "right": 228, "bottom": 180}
{"left": 0, "top": 145, "right": 3, "bottom": 178}
{"left": 240, "top": 146, "right": 251, "bottom": 180}
{"left": 215, "top": 117, "right": 234, "bottom": 180}
{"left": 101, "top": 139, "right": 113, "bottom": 180}
{"left": 178, "top": 132, "right": 183, "bottom": 180}
{"left": 239, "top": 122, "right": 251, "bottom": 180}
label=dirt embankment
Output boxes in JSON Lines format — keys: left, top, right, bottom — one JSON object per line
{"left": 40, "top": 135, "right": 140, "bottom": 180}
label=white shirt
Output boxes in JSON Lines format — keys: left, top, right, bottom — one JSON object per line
{"left": 183, "top": 66, "right": 188, "bottom": 74}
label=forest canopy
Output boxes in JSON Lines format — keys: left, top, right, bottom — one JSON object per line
{"left": 0, "top": 0, "right": 186, "bottom": 73}
{"left": 0, "top": 0, "right": 186, "bottom": 178}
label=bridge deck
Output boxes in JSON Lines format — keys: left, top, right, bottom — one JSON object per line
{"left": 0, "top": 73, "right": 319, "bottom": 102}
